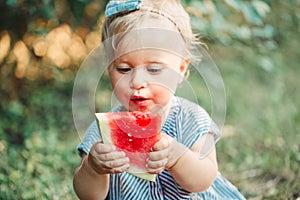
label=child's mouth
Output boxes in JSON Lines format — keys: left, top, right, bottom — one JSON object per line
{"left": 130, "top": 96, "right": 149, "bottom": 102}
{"left": 130, "top": 96, "right": 152, "bottom": 107}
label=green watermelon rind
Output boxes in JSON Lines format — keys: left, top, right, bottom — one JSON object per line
{"left": 95, "top": 113, "right": 112, "bottom": 145}
{"left": 95, "top": 113, "right": 157, "bottom": 182}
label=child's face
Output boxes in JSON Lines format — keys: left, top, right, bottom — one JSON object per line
{"left": 109, "top": 49, "right": 189, "bottom": 112}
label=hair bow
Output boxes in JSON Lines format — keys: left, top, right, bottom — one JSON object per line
{"left": 105, "top": 0, "right": 143, "bottom": 17}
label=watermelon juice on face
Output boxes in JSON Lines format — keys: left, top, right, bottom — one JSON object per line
{"left": 109, "top": 49, "right": 185, "bottom": 114}
{"left": 95, "top": 111, "right": 162, "bottom": 176}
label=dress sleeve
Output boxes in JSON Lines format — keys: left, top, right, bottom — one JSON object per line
{"left": 179, "top": 100, "right": 221, "bottom": 149}
{"left": 77, "top": 121, "right": 101, "bottom": 156}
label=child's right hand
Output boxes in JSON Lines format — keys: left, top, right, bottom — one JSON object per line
{"left": 88, "top": 142, "right": 130, "bottom": 175}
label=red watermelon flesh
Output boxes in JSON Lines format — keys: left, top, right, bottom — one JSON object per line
{"left": 95, "top": 111, "right": 162, "bottom": 181}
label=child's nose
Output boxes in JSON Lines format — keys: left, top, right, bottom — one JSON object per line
{"left": 130, "top": 67, "right": 147, "bottom": 89}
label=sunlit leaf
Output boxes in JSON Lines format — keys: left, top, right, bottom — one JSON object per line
{"left": 252, "top": 0, "right": 271, "bottom": 17}
{"left": 42, "top": 0, "right": 52, "bottom": 5}
{"left": 252, "top": 24, "right": 276, "bottom": 38}
{"left": 211, "top": 12, "right": 227, "bottom": 30}
{"left": 258, "top": 56, "right": 275, "bottom": 72}
{"left": 242, "top": 3, "right": 263, "bottom": 25}
{"left": 233, "top": 26, "right": 252, "bottom": 40}
{"left": 7, "top": 101, "right": 24, "bottom": 117}
{"left": 6, "top": 0, "right": 18, "bottom": 7}
{"left": 224, "top": 0, "right": 244, "bottom": 11}
{"left": 190, "top": 1, "right": 209, "bottom": 15}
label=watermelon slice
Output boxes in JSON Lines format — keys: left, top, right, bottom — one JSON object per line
{"left": 95, "top": 111, "right": 162, "bottom": 182}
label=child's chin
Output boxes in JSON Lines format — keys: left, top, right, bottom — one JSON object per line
{"left": 132, "top": 106, "right": 150, "bottom": 112}
{"left": 128, "top": 101, "right": 151, "bottom": 112}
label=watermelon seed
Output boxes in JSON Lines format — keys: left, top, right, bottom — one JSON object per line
{"left": 127, "top": 133, "right": 133, "bottom": 142}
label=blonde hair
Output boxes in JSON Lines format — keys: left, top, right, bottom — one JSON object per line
{"left": 102, "top": 0, "right": 198, "bottom": 54}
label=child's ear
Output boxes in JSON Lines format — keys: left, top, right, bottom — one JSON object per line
{"left": 179, "top": 59, "right": 190, "bottom": 76}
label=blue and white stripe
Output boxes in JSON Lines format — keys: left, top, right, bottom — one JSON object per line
{"left": 78, "top": 96, "right": 246, "bottom": 199}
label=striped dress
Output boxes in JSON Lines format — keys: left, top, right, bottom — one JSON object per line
{"left": 77, "top": 97, "right": 246, "bottom": 200}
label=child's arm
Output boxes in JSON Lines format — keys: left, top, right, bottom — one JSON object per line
{"left": 147, "top": 133, "right": 218, "bottom": 193}
{"left": 73, "top": 143, "right": 130, "bottom": 200}
{"left": 73, "top": 155, "right": 110, "bottom": 200}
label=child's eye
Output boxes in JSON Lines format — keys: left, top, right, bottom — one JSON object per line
{"left": 116, "top": 65, "right": 132, "bottom": 74}
{"left": 146, "top": 64, "right": 164, "bottom": 74}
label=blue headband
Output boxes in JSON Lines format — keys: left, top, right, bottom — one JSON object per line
{"left": 104, "top": 0, "right": 182, "bottom": 35}
{"left": 105, "top": 0, "right": 142, "bottom": 17}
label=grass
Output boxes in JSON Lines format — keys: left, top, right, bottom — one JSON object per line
{"left": 210, "top": 42, "right": 300, "bottom": 199}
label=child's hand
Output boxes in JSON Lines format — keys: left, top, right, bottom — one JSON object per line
{"left": 146, "top": 134, "right": 187, "bottom": 174}
{"left": 88, "top": 142, "right": 130, "bottom": 175}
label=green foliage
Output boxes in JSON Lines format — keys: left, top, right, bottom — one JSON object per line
{"left": 212, "top": 31, "right": 300, "bottom": 198}
{"left": 0, "top": 80, "right": 75, "bottom": 145}
{"left": 0, "top": 80, "right": 80, "bottom": 199}
{"left": 1, "top": 0, "right": 106, "bottom": 35}
{"left": 68, "top": 0, "right": 92, "bottom": 23}
{"left": 182, "top": 0, "right": 275, "bottom": 45}
{"left": 0, "top": 132, "right": 78, "bottom": 199}
{"left": 2, "top": 0, "right": 273, "bottom": 43}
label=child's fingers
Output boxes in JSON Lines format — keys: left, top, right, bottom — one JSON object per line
{"left": 146, "top": 148, "right": 169, "bottom": 174}
{"left": 104, "top": 156, "right": 130, "bottom": 169}
{"left": 92, "top": 142, "right": 128, "bottom": 161}
{"left": 89, "top": 142, "right": 130, "bottom": 174}
{"left": 88, "top": 152, "right": 129, "bottom": 174}
{"left": 97, "top": 151, "right": 127, "bottom": 161}
{"left": 146, "top": 157, "right": 168, "bottom": 169}
{"left": 151, "top": 135, "right": 171, "bottom": 151}
{"left": 93, "top": 142, "right": 116, "bottom": 154}
{"left": 148, "top": 148, "right": 169, "bottom": 161}
{"left": 110, "top": 163, "right": 130, "bottom": 174}
{"left": 147, "top": 166, "right": 165, "bottom": 174}
{"left": 146, "top": 157, "right": 167, "bottom": 174}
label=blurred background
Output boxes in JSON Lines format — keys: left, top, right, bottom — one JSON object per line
{"left": 0, "top": 0, "right": 299, "bottom": 199}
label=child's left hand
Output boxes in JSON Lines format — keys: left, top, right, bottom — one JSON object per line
{"left": 146, "top": 133, "right": 187, "bottom": 174}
